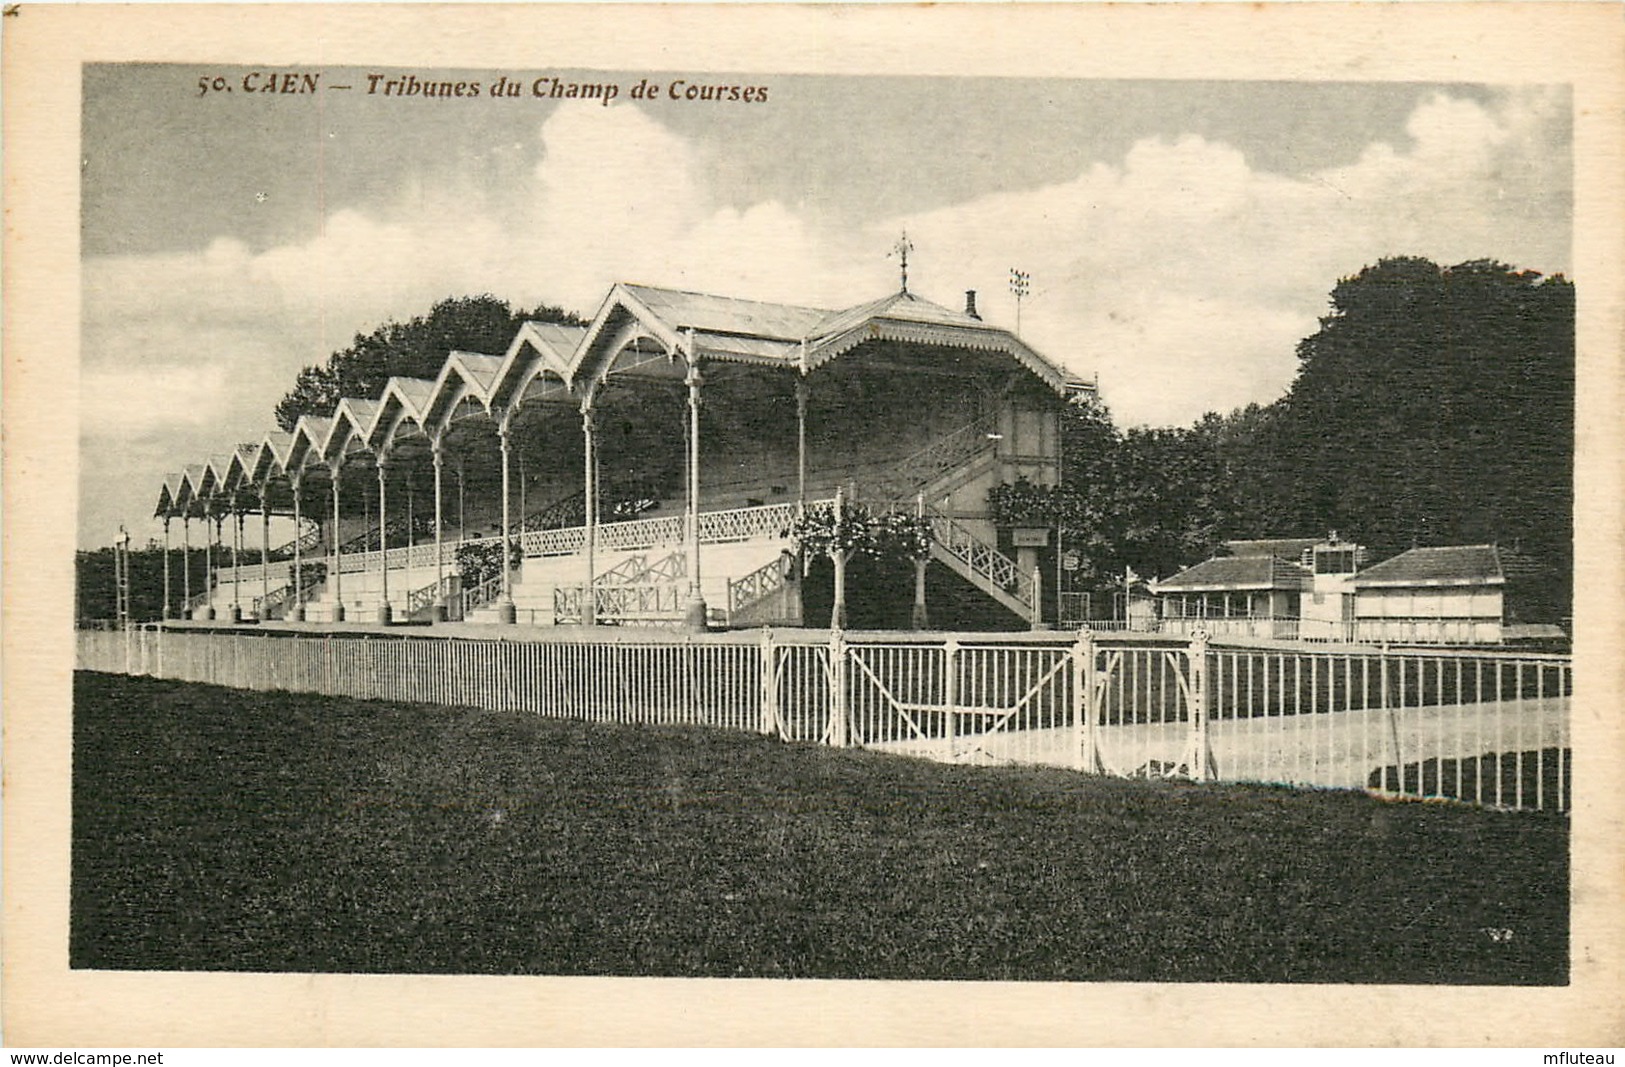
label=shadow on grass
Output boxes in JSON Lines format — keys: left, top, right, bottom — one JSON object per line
{"left": 71, "top": 671, "right": 1568, "bottom": 983}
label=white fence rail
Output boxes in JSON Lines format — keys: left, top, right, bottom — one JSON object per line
{"left": 78, "top": 627, "right": 1571, "bottom": 813}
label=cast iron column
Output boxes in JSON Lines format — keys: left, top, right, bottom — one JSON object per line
{"left": 431, "top": 436, "right": 447, "bottom": 621}
{"left": 330, "top": 464, "right": 345, "bottom": 623}
{"left": 582, "top": 396, "right": 597, "bottom": 626}
{"left": 683, "top": 360, "right": 707, "bottom": 631}
{"left": 376, "top": 456, "right": 393, "bottom": 624}
{"left": 290, "top": 472, "right": 305, "bottom": 622}
{"left": 161, "top": 517, "right": 172, "bottom": 621}
{"left": 497, "top": 420, "right": 516, "bottom": 623}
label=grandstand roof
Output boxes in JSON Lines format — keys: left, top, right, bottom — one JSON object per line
{"left": 153, "top": 279, "right": 1091, "bottom": 515}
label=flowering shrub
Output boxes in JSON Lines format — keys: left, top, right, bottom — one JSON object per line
{"left": 456, "top": 537, "right": 521, "bottom": 588}
{"left": 792, "top": 503, "right": 932, "bottom": 562}
{"left": 791, "top": 502, "right": 875, "bottom": 559}
{"left": 872, "top": 510, "right": 933, "bottom": 561}
{"left": 988, "top": 477, "right": 1059, "bottom": 528}
{"left": 288, "top": 560, "right": 327, "bottom": 590}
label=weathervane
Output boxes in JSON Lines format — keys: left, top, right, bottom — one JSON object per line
{"left": 891, "top": 230, "right": 915, "bottom": 294}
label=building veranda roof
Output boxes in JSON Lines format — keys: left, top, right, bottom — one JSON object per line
{"left": 1151, "top": 555, "right": 1313, "bottom": 594}
{"left": 1351, "top": 545, "right": 1505, "bottom": 588}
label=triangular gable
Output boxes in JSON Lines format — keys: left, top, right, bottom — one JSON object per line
{"left": 178, "top": 464, "right": 209, "bottom": 505}
{"left": 570, "top": 284, "right": 689, "bottom": 392}
{"left": 153, "top": 473, "right": 186, "bottom": 517}
{"left": 323, "top": 398, "right": 384, "bottom": 461}
{"left": 804, "top": 290, "right": 1074, "bottom": 395}
{"left": 422, "top": 351, "right": 505, "bottom": 435}
{"left": 370, "top": 377, "right": 438, "bottom": 452}
{"left": 286, "top": 416, "right": 334, "bottom": 471}
{"left": 202, "top": 453, "right": 236, "bottom": 494}
{"left": 254, "top": 432, "right": 297, "bottom": 481}
{"left": 223, "top": 442, "right": 263, "bottom": 493}
{"left": 488, "top": 322, "right": 586, "bottom": 413}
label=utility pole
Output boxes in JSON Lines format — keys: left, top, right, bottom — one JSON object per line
{"left": 1009, "top": 268, "right": 1031, "bottom": 337}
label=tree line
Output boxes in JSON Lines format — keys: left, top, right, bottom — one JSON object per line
{"left": 1017, "top": 258, "right": 1573, "bottom": 622}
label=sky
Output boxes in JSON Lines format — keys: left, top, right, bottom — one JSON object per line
{"left": 80, "top": 66, "right": 1572, "bottom": 548}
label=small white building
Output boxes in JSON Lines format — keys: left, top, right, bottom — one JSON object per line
{"left": 1351, "top": 544, "right": 1504, "bottom": 645}
{"left": 1152, "top": 534, "right": 1367, "bottom": 641}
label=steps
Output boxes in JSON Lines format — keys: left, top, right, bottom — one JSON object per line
{"left": 926, "top": 508, "right": 1034, "bottom": 621}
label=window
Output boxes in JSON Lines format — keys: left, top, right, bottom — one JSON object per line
{"left": 1314, "top": 547, "right": 1357, "bottom": 575}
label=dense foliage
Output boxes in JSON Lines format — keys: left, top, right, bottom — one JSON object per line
{"left": 76, "top": 544, "right": 213, "bottom": 624}
{"left": 455, "top": 537, "right": 522, "bottom": 589}
{"left": 1021, "top": 258, "right": 1573, "bottom": 620}
{"left": 274, "top": 295, "right": 586, "bottom": 431}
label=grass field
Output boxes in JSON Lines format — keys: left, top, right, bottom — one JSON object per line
{"left": 71, "top": 670, "right": 1568, "bottom": 983}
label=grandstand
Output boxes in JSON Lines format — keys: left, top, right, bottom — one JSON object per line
{"left": 152, "top": 281, "right": 1092, "bottom": 630}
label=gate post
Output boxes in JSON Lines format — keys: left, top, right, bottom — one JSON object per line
{"left": 1072, "top": 627, "right": 1099, "bottom": 773}
{"left": 758, "top": 627, "right": 778, "bottom": 736}
{"left": 942, "top": 638, "right": 959, "bottom": 762}
{"left": 1181, "top": 630, "right": 1215, "bottom": 781}
{"left": 827, "top": 628, "right": 849, "bottom": 748}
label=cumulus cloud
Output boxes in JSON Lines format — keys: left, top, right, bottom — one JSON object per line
{"left": 890, "top": 87, "right": 1569, "bottom": 426}
{"left": 82, "top": 363, "right": 230, "bottom": 439}
{"left": 78, "top": 87, "right": 1569, "bottom": 544}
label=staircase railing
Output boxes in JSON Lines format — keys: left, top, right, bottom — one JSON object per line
{"left": 251, "top": 568, "right": 326, "bottom": 620}
{"left": 521, "top": 490, "right": 585, "bottom": 533}
{"left": 926, "top": 506, "right": 1033, "bottom": 610}
{"left": 338, "top": 513, "right": 420, "bottom": 556}
{"left": 867, "top": 410, "right": 999, "bottom": 503}
{"left": 593, "top": 550, "right": 687, "bottom": 586}
{"left": 269, "top": 522, "right": 323, "bottom": 561}
{"left": 458, "top": 573, "right": 504, "bottom": 618}
{"left": 406, "top": 574, "right": 459, "bottom": 619}
{"left": 252, "top": 583, "right": 295, "bottom": 620}
{"left": 726, "top": 553, "right": 790, "bottom": 623}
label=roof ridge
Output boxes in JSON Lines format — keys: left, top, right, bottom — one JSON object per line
{"left": 620, "top": 281, "right": 834, "bottom": 314}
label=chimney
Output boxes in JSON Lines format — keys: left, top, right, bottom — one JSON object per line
{"left": 964, "top": 290, "right": 981, "bottom": 320}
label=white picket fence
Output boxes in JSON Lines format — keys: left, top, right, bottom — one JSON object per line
{"left": 78, "top": 626, "right": 1572, "bottom": 813}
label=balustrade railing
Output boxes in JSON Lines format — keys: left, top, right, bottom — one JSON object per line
{"left": 238, "top": 501, "right": 823, "bottom": 589}
{"left": 554, "top": 582, "right": 685, "bottom": 625}
{"left": 696, "top": 501, "right": 801, "bottom": 544}
{"left": 520, "top": 524, "right": 588, "bottom": 556}
{"left": 597, "top": 513, "right": 688, "bottom": 551}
